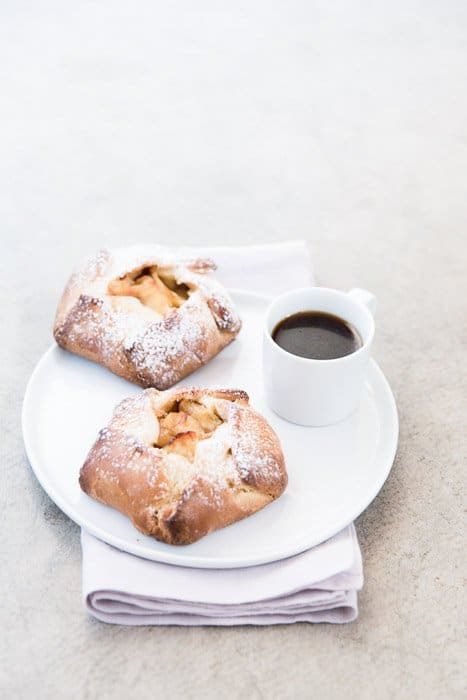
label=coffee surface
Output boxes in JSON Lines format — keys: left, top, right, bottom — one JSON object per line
{"left": 272, "top": 311, "right": 362, "bottom": 360}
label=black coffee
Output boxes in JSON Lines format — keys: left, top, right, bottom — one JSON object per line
{"left": 272, "top": 311, "right": 362, "bottom": 360}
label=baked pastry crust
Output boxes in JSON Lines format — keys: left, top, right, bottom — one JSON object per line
{"left": 54, "top": 246, "right": 241, "bottom": 389}
{"left": 79, "top": 387, "right": 288, "bottom": 545}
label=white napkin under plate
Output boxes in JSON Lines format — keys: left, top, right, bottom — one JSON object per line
{"left": 81, "top": 241, "right": 364, "bottom": 625}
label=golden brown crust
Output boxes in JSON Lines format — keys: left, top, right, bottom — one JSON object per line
{"left": 79, "top": 387, "right": 287, "bottom": 545}
{"left": 54, "top": 247, "right": 241, "bottom": 389}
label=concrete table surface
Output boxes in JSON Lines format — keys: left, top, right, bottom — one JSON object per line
{"left": 1, "top": 2, "right": 465, "bottom": 698}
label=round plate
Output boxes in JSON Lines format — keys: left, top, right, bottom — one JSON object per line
{"left": 22, "top": 291, "right": 398, "bottom": 568}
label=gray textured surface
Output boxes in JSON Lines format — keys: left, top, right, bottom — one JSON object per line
{"left": 1, "top": 1, "right": 466, "bottom": 698}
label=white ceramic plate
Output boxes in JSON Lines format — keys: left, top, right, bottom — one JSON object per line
{"left": 22, "top": 291, "right": 398, "bottom": 568}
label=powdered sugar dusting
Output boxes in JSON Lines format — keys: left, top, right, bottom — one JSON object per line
{"left": 188, "top": 421, "right": 240, "bottom": 507}
{"left": 69, "top": 249, "right": 109, "bottom": 290}
{"left": 227, "top": 401, "right": 284, "bottom": 486}
{"left": 84, "top": 422, "right": 170, "bottom": 499}
{"left": 81, "top": 387, "right": 287, "bottom": 543}
{"left": 111, "top": 392, "right": 160, "bottom": 445}
{"left": 56, "top": 245, "right": 241, "bottom": 389}
{"left": 59, "top": 295, "right": 148, "bottom": 372}
{"left": 128, "top": 298, "right": 213, "bottom": 387}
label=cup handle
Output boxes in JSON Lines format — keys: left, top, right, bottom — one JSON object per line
{"left": 347, "top": 288, "right": 377, "bottom": 316}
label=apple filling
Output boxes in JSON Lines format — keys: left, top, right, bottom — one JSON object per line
{"left": 155, "top": 399, "right": 223, "bottom": 460}
{"left": 108, "top": 266, "right": 190, "bottom": 316}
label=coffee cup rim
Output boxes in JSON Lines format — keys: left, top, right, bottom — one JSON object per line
{"left": 263, "top": 286, "right": 375, "bottom": 365}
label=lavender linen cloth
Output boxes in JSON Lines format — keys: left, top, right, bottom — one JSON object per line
{"left": 82, "top": 525, "right": 362, "bottom": 625}
{"left": 81, "top": 241, "right": 363, "bottom": 625}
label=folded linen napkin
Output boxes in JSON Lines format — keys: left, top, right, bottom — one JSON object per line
{"left": 81, "top": 240, "right": 363, "bottom": 625}
{"left": 82, "top": 525, "right": 362, "bottom": 624}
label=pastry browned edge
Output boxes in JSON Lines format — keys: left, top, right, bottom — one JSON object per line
{"left": 79, "top": 387, "right": 288, "bottom": 545}
{"left": 54, "top": 246, "right": 241, "bottom": 389}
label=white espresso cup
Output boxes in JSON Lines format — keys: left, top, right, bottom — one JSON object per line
{"left": 262, "top": 287, "right": 376, "bottom": 426}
